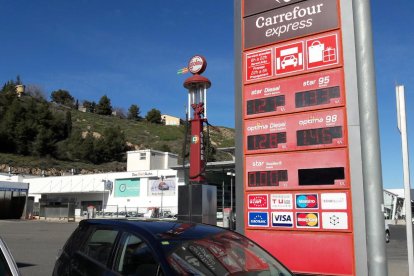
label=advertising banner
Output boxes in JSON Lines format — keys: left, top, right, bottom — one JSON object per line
{"left": 114, "top": 178, "right": 140, "bottom": 197}
{"left": 148, "top": 179, "right": 176, "bottom": 196}
{"left": 244, "top": 0, "right": 339, "bottom": 49}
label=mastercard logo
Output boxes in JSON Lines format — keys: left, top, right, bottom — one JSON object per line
{"left": 296, "top": 213, "right": 319, "bottom": 227}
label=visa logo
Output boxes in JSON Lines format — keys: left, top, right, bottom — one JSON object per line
{"left": 274, "top": 215, "right": 292, "bottom": 222}
{"left": 272, "top": 212, "right": 293, "bottom": 227}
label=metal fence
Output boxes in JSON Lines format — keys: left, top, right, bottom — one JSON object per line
{"left": 38, "top": 204, "right": 177, "bottom": 220}
{"left": 93, "top": 205, "right": 177, "bottom": 219}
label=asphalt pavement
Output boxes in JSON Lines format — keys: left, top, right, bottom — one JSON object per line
{"left": 0, "top": 219, "right": 78, "bottom": 276}
{"left": 0, "top": 220, "right": 410, "bottom": 275}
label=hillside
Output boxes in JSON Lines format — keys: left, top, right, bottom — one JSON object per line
{"left": 0, "top": 108, "right": 235, "bottom": 176}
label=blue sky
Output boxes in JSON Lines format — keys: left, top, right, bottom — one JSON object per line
{"left": 0, "top": 1, "right": 413, "bottom": 189}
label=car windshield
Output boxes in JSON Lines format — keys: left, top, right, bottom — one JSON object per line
{"left": 157, "top": 229, "right": 292, "bottom": 276}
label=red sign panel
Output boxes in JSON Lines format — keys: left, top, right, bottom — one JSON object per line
{"left": 240, "top": 0, "right": 355, "bottom": 274}
{"left": 244, "top": 31, "right": 341, "bottom": 83}
{"left": 246, "top": 230, "right": 354, "bottom": 275}
{"left": 306, "top": 33, "right": 340, "bottom": 69}
{"left": 275, "top": 41, "right": 304, "bottom": 76}
{"left": 244, "top": 69, "right": 344, "bottom": 119}
{"left": 245, "top": 108, "right": 346, "bottom": 154}
{"left": 245, "top": 48, "right": 273, "bottom": 82}
{"left": 245, "top": 149, "right": 348, "bottom": 190}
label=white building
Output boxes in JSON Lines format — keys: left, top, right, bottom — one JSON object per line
{"left": 0, "top": 150, "right": 181, "bottom": 216}
{"left": 161, "top": 114, "right": 181, "bottom": 126}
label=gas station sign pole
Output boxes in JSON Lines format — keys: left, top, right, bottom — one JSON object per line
{"left": 235, "top": 0, "right": 387, "bottom": 275}
{"left": 396, "top": 85, "right": 414, "bottom": 276}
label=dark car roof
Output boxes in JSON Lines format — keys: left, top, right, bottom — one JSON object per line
{"left": 80, "top": 219, "right": 227, "bottom": 241}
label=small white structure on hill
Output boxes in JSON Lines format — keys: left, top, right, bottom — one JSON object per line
{"left": 161, "top": 114, "right": 181, "bottom": 126}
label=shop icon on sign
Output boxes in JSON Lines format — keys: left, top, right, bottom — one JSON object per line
{"left": 306, "top": 33, "right": 339, "bottom": 69}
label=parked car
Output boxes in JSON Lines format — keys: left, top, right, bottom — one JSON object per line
{"left": 0, "top": 237, "right": 21, "bottom": 276}
{"left": 385, "top": 223, "right": 390, "bottom": 243}
{"left": 53, "top": 219, "right": 293, "bottom": 276}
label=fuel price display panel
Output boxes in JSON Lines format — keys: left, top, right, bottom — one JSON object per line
{"left": 245, "top": 149, "right": 348, "bottom": 191}
{"left": 244, "top": 69, "right": 344, "bottom": 119}
{"left": 245, "top": 108, "right": 346, "bottom": 154}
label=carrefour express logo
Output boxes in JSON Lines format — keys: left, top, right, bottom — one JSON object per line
{"left": 296, "top": 213, "right": 319, "bottom": 228}
{"left": 296, "top": 194, "right": 318, "bottom": 209}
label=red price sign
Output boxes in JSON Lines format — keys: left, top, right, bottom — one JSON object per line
{"left": 245, "top": 108, "right": 346, "bottom": 154}
{"left": 244, "top": 69, "right": 344, "bottom": 119}
{"left": 245, "top": 48, "right": 273, "bottom": 82}
{"left": 245, "top": 149, "right": 349, "bottom": 190}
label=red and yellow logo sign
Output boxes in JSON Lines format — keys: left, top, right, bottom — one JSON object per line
{"left": 296, "top": 212, "right": 319, "bottom": 228}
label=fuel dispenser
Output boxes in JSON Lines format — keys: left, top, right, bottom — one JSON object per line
{"left": 177, "top": 55, "right": 217, "bottom": 225}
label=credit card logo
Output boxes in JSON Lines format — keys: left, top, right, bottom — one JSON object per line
{"left": 272, "top": 212, "right": 294, "bottom": 227}
{"left": 296, "top": 194, "right": 318, "bottom": 209}
{"left": 296, "top": 212, "right": 319, "bottom": 228}
{"left": 248, "top": 212, "right": 269, "bottom": 227}
{"left": 248, "top": 194, "right": 268, "bottom": 209}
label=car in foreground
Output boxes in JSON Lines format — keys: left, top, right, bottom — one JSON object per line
{"left": 0, "top": 237, "right": 21, "bottom": 276}
{"left": 53, "top": 219, "right": 293, "bottom": 276}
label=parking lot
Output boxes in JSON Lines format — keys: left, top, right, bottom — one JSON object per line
{"left": 0, "top": 220, "right": 410, "bottom": 275}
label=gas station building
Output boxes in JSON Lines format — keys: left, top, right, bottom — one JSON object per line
{"left": 0, "top": 149, "right": 236, "bottom": 220}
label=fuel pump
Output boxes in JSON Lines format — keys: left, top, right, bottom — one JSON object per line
{"left": 177, "top": 55, "right": 217, "bottom": 224}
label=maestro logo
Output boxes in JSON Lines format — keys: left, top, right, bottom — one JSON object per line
{"left": 296, "top": 213, "right": 319, "bottom": 228}
{"left": 296, "top": 194, "right": 318, "bottom": 209}
{"left": 248, "top": 194, "right": 268, "bottom": 209}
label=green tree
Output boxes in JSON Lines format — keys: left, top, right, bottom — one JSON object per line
{"left": 96, "top": 95, "right": 112, "bottom": 115}
{"left": 145, "top": 108, "right": 162, "bottom": 124}
{"left": 95, "top": 127, "right": 127, "bottom": 163}
{"left": 127, "top": 104, "right": 141, "bottom": 120}
{"left": 50, "top": 89, "right": 75, "bottom": 107}
{"left": 0, "top": 96, "right": 68, "bottom": 156}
